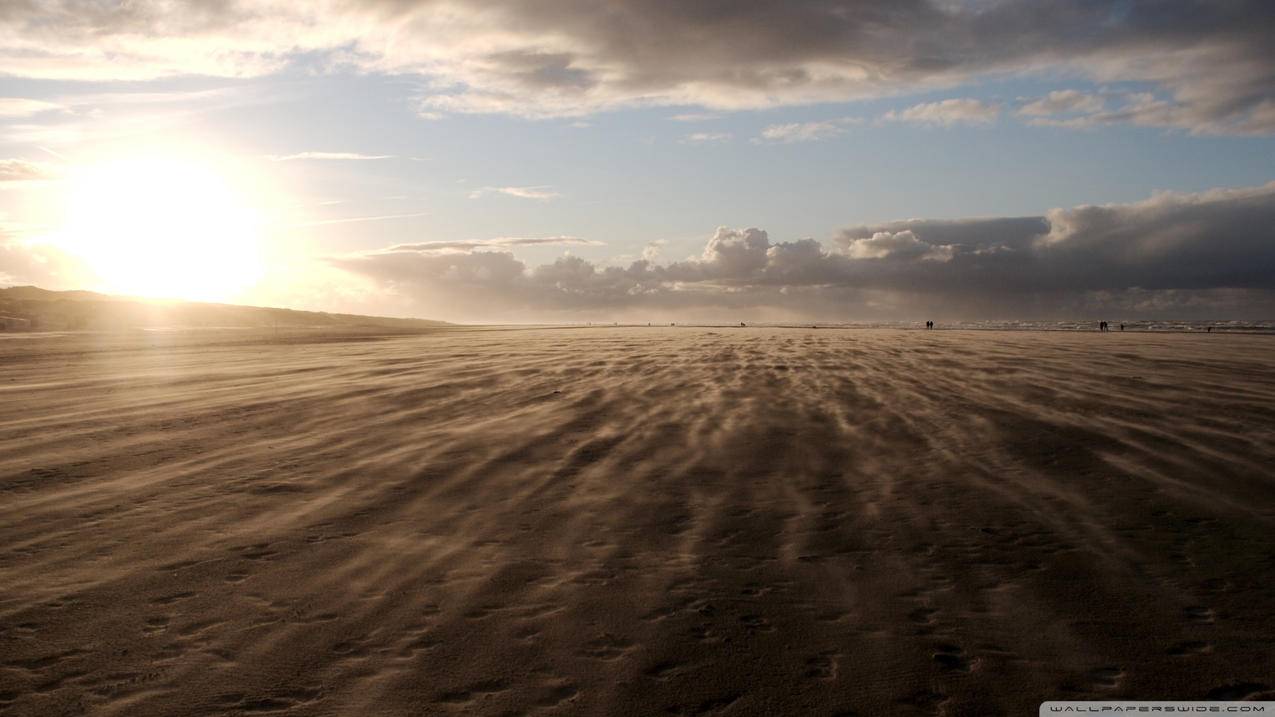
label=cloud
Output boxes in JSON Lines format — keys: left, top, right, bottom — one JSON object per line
{"left": 331, "top": 181, "right": 1275, "bottom": 321}
{"left": 0, "top": 86, "right": 260, "bottom": 147}
{"left": 842, "top": 230, "right": 954, "bottom": 262}
{"left": 882, "top": 99, "right": 999, "bottom": 127}
{"left": 1016, "top": 90, "right": 1275, "bottom": 134}
{"left": 0, "top": 159, "right": 56, "bottom": 183}
{"left": 669, "top": 113, "right": 723, "bottom": 122}
{"left": 267, "top": 152, "right": 393, "bottom": 161}
{"left": 2, "top": 2, "right": 1272, "bottom": 133}
{"left": 0, "top": 98, "right": 63, "bottom": 118}
{"left": 681, "top": 132, "right": 732, "bottom": 144}
{"left": 468, "top": 186, "right": 561, "bottom": 201}
{"left": 756, "top": 119, "right": 858, "bottom": 143}
{"left": 291, "top": 211, "right": 431, "bottom": 228}
{"left": 1018, "top": 90, "right": 1105, "bottom": 118}
{"left": 641, "top": 240, "right": 667, "bottom": 262}
{"left": 386, "top": 236, "right": 604, "bottom": 252}
{"left": 0, "top": 235, "right": 88, "bottom": 287}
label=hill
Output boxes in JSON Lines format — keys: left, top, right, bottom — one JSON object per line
{"left": 0, "top": 286, "right": 449, "bottom": 331}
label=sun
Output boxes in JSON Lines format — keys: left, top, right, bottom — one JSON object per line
{"left": 55, "top": 154, "right": 266, "bottom": 302}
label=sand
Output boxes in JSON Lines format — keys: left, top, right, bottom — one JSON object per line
{"left": 1, "top": 326, "right": 1274, "bottom": 716}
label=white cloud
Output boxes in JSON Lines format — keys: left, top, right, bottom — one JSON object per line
{"left": 386, "top": 236, "right": 603, "bottom": 252}
{"left": 756, "top": 118, "right": 858, "bottom": 143}
{"left": 1018, "top": 90, "right": 1105, "bottom": 117}
{"left": 842, "top": 230, "right": 954, "bottom": 262}
{"left": 0, "top": 98, "right": 63, "bottom": 118}
{"left": 0, "top": 159, "right": 57, "bottom": 183}
{"left": 641, "top": 240, "right": 667, "bottom": 262}
{"left": 291, "top": 211, "right": 430, "bottom": 228}
{"left": 267, "top": 152, "right": 393, "bottom": 161}
{"left": 468, "top": 186, "right": 562, "bottom": 201}
{"left": 680, "top": 132, "right": 732, "bottom": 144}
{"left": 882, "top": 99, "right": 999, "bottom": 127}
{"left": 669, "top": 113, "right": 723, "bottom": 122}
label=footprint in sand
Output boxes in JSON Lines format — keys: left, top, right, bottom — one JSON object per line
{"left": 898, "top": 688, "right": 948, "bottom": 715}
{"left": 1185, "top": 606, "right": 1216, "bottom": 624}
{"left": 804, "top": 651, "right": 840, "bottom": 681}
{"left": 331, "top": 638, "right": 371, "bottom": 659}
{"left": 2, "top": 648, "right": 91, "bottom": 673}
{"left": 1167, "top": 640, "right": 1212, "bottom": 656}
{"left": 666, "top": 693, "right": 742, "bottom": 716}
{"left": 1205, "top": 682, "right": 1273, "bottom": 700}
{"left": 433, "top": 679, "right": 509, "bottom": 706}
{"left": 232, "top": 542, "right": 279, "bottom": 561}
{"left": 739, "top": 614, "right": 775, "bottom": 633}
{"left": 580, "top": 633, "right": 635, "bottom": 661}
{"left": 644, "top": 660, "right": 699, "bottom": 682}
{"left": 533, "top": 682, "right": 580, "bottom": 709}
{"left": 906, "top": 599, "right": 937, "bottom": 620}
{"left": 931, "top": 644, "right": 971, "bottom": 673}
{"left": 1087, "top": 667, "right": 1125, "bottom": 690}
{"left": 689, "top": 623, "right": 724, "bottom": 644}
{"left": 212, "top": 687, "right": 323, "bottom": 713}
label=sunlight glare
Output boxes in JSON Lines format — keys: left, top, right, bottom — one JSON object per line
{"left": 56, "top": 154, "right": 266, "bottom": 302}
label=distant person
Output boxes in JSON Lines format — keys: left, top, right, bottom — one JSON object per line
{"left": 1207, "top": 326, "right": 1212, "bottom": 333}
{"left": 1120, "top": 323, "right": 1124, "bottom": 331}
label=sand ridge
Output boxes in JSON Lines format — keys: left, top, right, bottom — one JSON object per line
{"left": 1, "top": 327, "right": 1274, "bottom": 715}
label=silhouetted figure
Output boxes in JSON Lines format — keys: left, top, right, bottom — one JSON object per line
{"left": 1120, "top": 323, "right": 1124, "bottom": 331}
{"left": 740, "top": 322, "right": 746, "bottom": 327}
{"left": 1099, "top": 321, "right": 1107, "bottom": 332}
{"left": 1207, "top": 326, "right": 1212, "bottom": 333}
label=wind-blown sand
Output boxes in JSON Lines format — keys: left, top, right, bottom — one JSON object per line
{"left": 2, "top": 327, "right": 1274, "bottom": 716}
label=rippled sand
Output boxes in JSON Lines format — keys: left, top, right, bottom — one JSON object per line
{"left": 2, "top": 327, "right": 1274, "bottom": 715}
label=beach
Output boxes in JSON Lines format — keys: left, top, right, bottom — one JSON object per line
{"left": 1, "top": 326, "right": 1273, "bottom": 715}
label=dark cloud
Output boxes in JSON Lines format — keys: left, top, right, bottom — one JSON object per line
{"left": 331, "top": 182, "right": 1275, "bottom": 321}
{"left": 2, "top": 1, "right": 1273, "bottom": 132}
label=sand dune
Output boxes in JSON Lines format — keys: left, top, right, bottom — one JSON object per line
{"left": 1, "top": 327, "right": 1274, "bottom": 715}
{"left": 0, "top": 286, "right": 450, "bottom": 332}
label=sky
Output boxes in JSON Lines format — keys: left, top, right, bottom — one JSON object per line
{"left": 1, "top": 0, "right": 1274, "bottom": 322}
